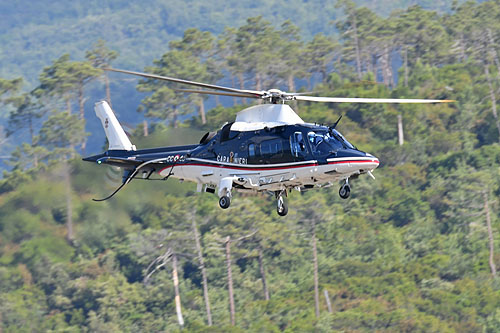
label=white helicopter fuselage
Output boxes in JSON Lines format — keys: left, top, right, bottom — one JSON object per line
{"left": 159, "top": 155, "right": 379, "bottom": 193}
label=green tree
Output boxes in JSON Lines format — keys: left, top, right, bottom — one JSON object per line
{"left": 304, "top": 34, "right": 340, "bottom": 86}
{"left": 36, "top": 54, "right": 101, "bottom": 118}
{"left": 0, "top": 77, "right": 22, "bottom": 106}
{"left": 38, "top": 111, "right": 86, "bottom": 241}
{"left": 169, "top": 28, "right": 219, "bottom": 124}
{"left": 231, "top": 16, "right": 281, "bottom": 91}
{"left": 7, "top": 92, "right": 44, "bottom": 145}
{"left": 137, "top": 50, "right": 210, "bottom": 127}
{"left": 85, "top": 39, "right": 119, "bottom": 107}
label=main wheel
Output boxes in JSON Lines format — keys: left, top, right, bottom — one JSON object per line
{"left": 277, "top": 197, "right": 288, "bottom": 216}
{"left": 339, "top": 184, "right": 351, "bottom": 199}
{"left": 219, "top": 196, "right": 231, "bottom": 209}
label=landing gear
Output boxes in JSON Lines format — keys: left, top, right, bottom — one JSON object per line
{"left": 219, "top": 195, "right": 231, "bottom": 209}
{"left": 339, "top": 180, "right": 351, "bottom": 199}
{"left": 276, "top": 190, "right": 288, "bottom": 216}
{"left": 218, "top": 177, "right": 235, "bottom": 209}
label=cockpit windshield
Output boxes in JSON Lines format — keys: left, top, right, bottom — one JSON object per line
{"left": 307, "top": 129, "right": 355, "bottom": 155}
{"left": 330, "top": 129, "right": 355, "bottom": 149}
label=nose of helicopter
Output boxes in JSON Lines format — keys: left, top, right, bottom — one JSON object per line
{"left": 365, "top": 153, "right": 380, "bottom": 171}
{"left": 326, "top": 150, "right": 379, "bottom": 175}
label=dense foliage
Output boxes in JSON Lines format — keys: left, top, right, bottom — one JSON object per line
{"left": 2, "top": 0, "right": 500, "bottom": 331}
{"left": 0, "top": 0, "right": 465, "bottom": 84}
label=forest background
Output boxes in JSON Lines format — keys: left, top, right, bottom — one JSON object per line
{"left": 3, "top": 0, "right": 500, "bottom": 331}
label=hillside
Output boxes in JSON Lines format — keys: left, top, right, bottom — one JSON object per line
{"left": 2, "top": 0, "right": 500, "bottom": 331}
{"left": 0, "top": 0, "right": 464, "bottom": 84}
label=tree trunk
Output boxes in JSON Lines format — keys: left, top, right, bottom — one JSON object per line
{"left": 351, "top": 11, "right": 363, "bottom": 81}
{"left": 238, "top": 73, "right": 246, "bottom": 105}
{"left": 66, "top": 96, "right": 72, "bottom": 115}
{"left": 381, "top": 45, "right": 393, "bottom": 88}
{"left": 459, "top": 33, "right": 467, "bottom": 63}
{"left": 225, "top": 236, "right": 236, "bottom": 325}
{"left": 380, "top": 53, "right": 388, "bottom": 87}
{"left": 173, "top": 107, "right": 179, "bottom": 128}
{"left": 324, "top": 289, "right": 332, "bottom": 313}
{"left": 29, "top": 115, "right": 38, "bottom": 168}
{"left": 143, "top": 119, "right": 148, "bottom": 137}
{"left": 484, "top": 64, "right": 500, "bottom": 142}
{"left": 29, "top": 114, "right": 34, "bottom": 146}
{"left": 172, "top": 253, "right": 185, "bottom": 327}
{"left": 64, "top": 161, "right": 73, "bottom": 242}
{"left": 398, "top": 113, "right": 404, "bottom": 146}
{"left": 483, "top": 191, "right": 497, "bottom": 277}
{"left": 192, "top": 217, "right": 212, "bottom": 326}
{"left": 487, "top": 29, "right": 500, "bottom": 77}
{"left": 287, "top": 73, "right": 296, "bottom": 93}
{"left": 288, "top": 73, "right": 298, "bottom": 110}
{"left": 255, "top": 73, "right": 262, "bottom": 105}
{"left": 104, "top": 72, "right": 112, "bottom": 108}
{"left": 370, "top": 54, "right": 377, "bottom": 82}
{"left": 312, "top": 220, "right": 320, "bottom": 318}
{"left": 403, "top": 45, "right": 409, "bottom": 87}
{"left": 199, "top": 97, "right": 206, "bottom": 125}
{"left": 232, "top": 76, "right": 238, "bottom": 106}
{"left": 78, "top": 84, "right": 87, "bottom": 152}
{"left": 388, "top": 47, "right": 395, "bottom": 88}
{"left": 78, "top": 84, "right": 85, "bottom": 120}
{"left": 258, "top": 247, "right": 270, "bottom": 301}
{"left": 336, "top": 55, "right": 343, "bottom": 82}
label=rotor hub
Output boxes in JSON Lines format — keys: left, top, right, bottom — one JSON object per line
{"left": 262, "top": 89, "right": 294, "bottom": 104}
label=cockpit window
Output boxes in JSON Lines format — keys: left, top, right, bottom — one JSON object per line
{"left": 307, "top": 130, "right": 347, "bottom": 155}
{"left": 330, "top": 129, "right": 355, "bottom": 149}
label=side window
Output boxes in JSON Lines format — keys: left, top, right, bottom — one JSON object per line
{"left": 290, "top": 131, "right": 307, "bottom": 158}
{"left": 260, "top": 139, "right": 283, "bottom": 157}
{"left": 248, "top": 143, "right": 256, "bottom": 157}
{"left": 260, "top": 142, "right": 271, "bottom": 155}
{"left": 272, "top": 140, "right": 283, "bottom": 155}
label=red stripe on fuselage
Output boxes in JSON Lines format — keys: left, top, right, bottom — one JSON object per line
{"left": 327, "top": 160, "right": 379, "bottom": 165}
{"left": 158, "top": 159, "right": 378, "bottom": 174}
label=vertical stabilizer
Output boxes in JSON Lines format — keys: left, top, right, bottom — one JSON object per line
{"left": 95, "top": 101, "right": 135, "bottom": 151}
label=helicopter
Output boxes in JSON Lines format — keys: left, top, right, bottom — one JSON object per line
{"left": 83, "top": 68, "right": 453, "bottom": 216}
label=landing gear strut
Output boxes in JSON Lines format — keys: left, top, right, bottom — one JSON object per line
{"left": 339, "top": 179, "right": 351, "bottom": 199}
{"left": 276, "top": 190, "right": 288, "bottom": 216}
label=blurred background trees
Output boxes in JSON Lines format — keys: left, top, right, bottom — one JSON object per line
{"left": 2, "top": 0, "right": 500, "bottom": 331}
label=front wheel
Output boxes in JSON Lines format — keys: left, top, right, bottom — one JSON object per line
{"left": 219, "top": 196, "right": 231, "bottom": 209}
{"left": 277, "top": 197, "right": 288, "bottom": 216}
{"left": 277, "top": 203, "right": 288, "bottom": 216}
{"left": 339, "top": 184, "right": 350, "bottom": 199}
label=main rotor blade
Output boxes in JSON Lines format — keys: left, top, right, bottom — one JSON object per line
{"left": 105, "top": 68, "right": 263, "bottom": 97}
{"left": 173, "top": 88, "right": 261, "bottom": 99}
{"left": 294, "top": 96, "right": 455, "bottom": 103}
